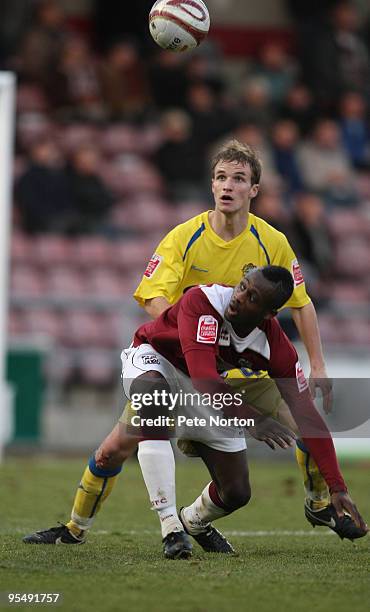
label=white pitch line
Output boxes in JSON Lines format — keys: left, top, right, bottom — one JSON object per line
{"left": 9, "top": 527, "right": 334, "bottom": 538}
{"left": 93, "top": 529, "right": 335, "bottom": 537}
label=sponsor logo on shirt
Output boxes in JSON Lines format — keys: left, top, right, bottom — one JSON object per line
{"left": 218, "top": 324, "right": 230, "bottom": 346}
{"left": 142, "top": 355, "right": 160, "bottom": 366}
{"left": 144, "top": 253, "right": 162, "bottom": 278}
{"left": 197, "top": 315, "right": 218, "bottom": 344}
{"left": 295, "top": 361, "right": 308, "bottom": 393}
{"left": 291, "top": 258, "right": 304, "bottom": 286}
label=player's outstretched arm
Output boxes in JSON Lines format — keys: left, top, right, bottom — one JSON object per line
{"left": 247, "top": 416, "right": 296, "bottom": 450}
{"left": 291, "top": 302, "right": 333, "bottom": 413}
{"left": 331, "top": 491, "right": 368, "bottom": 533}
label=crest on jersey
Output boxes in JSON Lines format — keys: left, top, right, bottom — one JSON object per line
{"left": 144, "top": 253, "right": 162, "bottom": 278}
{"left": 295, "top": 361, "right": 308, "bottom": 393}
{"left": 291, "top": 258, "right": 304, "bottom": 286}
{"left": 218, "top": 324, "right": 230, "bottom": 346}
{"left": 197, "top": 315, "right": 218, "bottom": 344}
{"left": 242, "top": 263, "right": 257, "bottom": 277}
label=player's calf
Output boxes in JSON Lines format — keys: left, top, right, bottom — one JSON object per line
{"left": 218, "top": 482, "right": 251, "bottom": 511}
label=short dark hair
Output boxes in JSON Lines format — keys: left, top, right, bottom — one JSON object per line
{"left": 211, "top": 139, "right": 262, "bottom": 185}
{"left": 260, "top": 265, "right": 294, "bottom": 310}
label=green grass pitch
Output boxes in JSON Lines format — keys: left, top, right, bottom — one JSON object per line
{"left": 1, "top": 456, "right": 369, "bottom": 612}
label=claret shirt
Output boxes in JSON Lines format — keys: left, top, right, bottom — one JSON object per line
{"left": 134, "top": 284, "right": 346, "bottom": 493}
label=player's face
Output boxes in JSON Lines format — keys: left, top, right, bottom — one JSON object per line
{"left": 211, "top": 160, "right": 259, "bottom": 214}
{"left": 225, "top": 270, "right": 276, "bottom": 331}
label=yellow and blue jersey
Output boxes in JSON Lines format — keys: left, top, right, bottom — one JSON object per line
{"left": 134, "top": 211, "right": 310, "bottom": 310}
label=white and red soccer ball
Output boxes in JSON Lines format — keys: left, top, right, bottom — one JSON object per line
{"left": 149, "top": 0, "right": 210, "bottom": 52}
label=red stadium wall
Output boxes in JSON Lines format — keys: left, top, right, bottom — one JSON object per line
{"left": 209, "top": 25, "right": 296, "bottom": 57}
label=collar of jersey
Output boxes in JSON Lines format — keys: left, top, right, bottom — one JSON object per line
{"left": 204, "top": 211, "right": 253, "bottom": 247}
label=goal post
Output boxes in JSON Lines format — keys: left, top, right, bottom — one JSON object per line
{"left": 0, "top": 71, "right": 16, "bottom": 461}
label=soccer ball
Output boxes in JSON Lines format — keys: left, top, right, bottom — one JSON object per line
{"left": 149, "top": 0, "right": 210, "bottom": 52}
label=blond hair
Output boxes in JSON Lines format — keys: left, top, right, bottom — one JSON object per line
{"left": 211, "top": 139, "right": 262, "bottom": 185}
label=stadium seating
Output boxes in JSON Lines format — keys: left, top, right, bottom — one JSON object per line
{"left": 11, "top": 232, "right": 34, "bottom": 264}
{"left": 33, "top": 235, "right": 75, "bottom": 268}
{"left": 10, "top": 264, "right": 47, "bottom": 299}
{"left": 77, "top": 350, "right": 118, "bottom": 387}
{"left": 57, "top": 123, "right": 100, "bottom": 154}
{"left": 111, "top": 198, "right": 174, "bottom": 234}
{"left": 22, "top": 308, "right": 64, "bottom": 342}
{"left": 16, "top": 84, "right": 49, "bottom": 113}
{"left": 17, "top": 112, "right": 55, "bottom": 150}
{"left": 100, "top": 124, "right": 142, "bottom": 156}
{"left": 72, "top": 237, "right": 114, "bottom": 269}
{"left": 46, "top": 266, "right": 88, "bottom": 298}
{"left": 45, "top": 348, "right": 78, "bottom": 386}
{"left": 8, "top": 39, "right": 370, "bottom": 395}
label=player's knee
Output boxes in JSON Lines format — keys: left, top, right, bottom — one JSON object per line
{"left": 221, "top": 482, "right": 251, "bottom": 510}
{"left": 130, "top": 372, "right": 172, "bottom": 438}
{"left": 95, "top": 423, "right": 138, "bottom": 469}
{"left": 95, "top": 445, "right": 125, "bottom": 470}
{"left": 130, "top": 371, "right": 170, "bottom": 418}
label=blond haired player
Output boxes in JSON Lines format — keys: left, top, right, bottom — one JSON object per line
{"left": 23, "top": 140, "right": 364, "bottom": 546}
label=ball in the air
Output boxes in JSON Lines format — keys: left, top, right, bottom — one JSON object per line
{"left": 149, "top": 0, "right": 210, "bottom": 52}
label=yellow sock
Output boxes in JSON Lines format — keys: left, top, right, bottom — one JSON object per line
{"left": 295, "top": 440, "right": 330, "bottom": 510}
{"left": 66, "top": 455, "right": 122, "bottom": 537}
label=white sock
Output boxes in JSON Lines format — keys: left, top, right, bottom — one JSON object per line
{"left": 181, "top": 482, "right": 229, "bottom": 535}
{"left": 137, "top": 440, "right": 183, "bottom": 538}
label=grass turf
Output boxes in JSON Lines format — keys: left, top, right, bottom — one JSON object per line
{"left": 1, "top": 457, "right": 369, "bottom": 612}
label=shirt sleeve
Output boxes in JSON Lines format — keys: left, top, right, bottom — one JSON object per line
{"left": 267, "top": 320, "right": 346, "bottom": 493}
{"left": 274, "top": 233, "right": 311, "bottom": 309}
{"left": 133, "top": 227, "right": 185, "bottom": 307}
{"left": 177, "top": 288, "right": 223, "bottom": 358}
{"left": 177, "top": 289, "right": 264, "bottom": 420}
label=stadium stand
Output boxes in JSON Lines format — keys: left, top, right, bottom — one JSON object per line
{"left": 3, "top": 0, "right": 370, "bottom": 388}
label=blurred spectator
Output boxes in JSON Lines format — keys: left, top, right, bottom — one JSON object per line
{"left": 271, "top": 119, "right": 304, "bottom": 196}
{"left": 252, "top": 191, "right": 290, "bottom": 234}
{"left": 99, "top": 40, "right": 150, "bottom": 121}
{"left": 48, "top": 37, "right": 103, "bottom": 121}
{"left": 186, "top": 82, "right": 236, "bottom": 149}
{"left": 297, "top": 118, "right": 358, "bottom": 207}
{"left": 67, "top": 145, "right": 114, "bottom": 234}
{"left": 288, "top": 192, "right": 334, "bottom": 286}
{"left": 249, "top": 42, "right": 297, "bottom": 104}
{"left": 338, "top": 91, "right": 370, "bottom": 170}
{"left": 309, "top": 1, "right": 370, "bottom": 108}
{"left": 14, "top": 0, "right": 70, "bottom": 87}
{"left": 15, "top": 138, "right": 74, "bottom": 234}
{"left": 93, "top": 0, "right": 154, "bottom": 54}
{"left": 285, "top": 0, "right": 337, "bottom": 88}
{"left": 279, "top": 83, "right": 318, "bottom": 136}
{"left": 0, "top": 0, "right": 30, "bottom": 65}
{"left": 149, "top": 50, "right": 190, "bottom": 110}
{"left": 186, "top": 47, "right": 226, "bottom": 96}
{"left": 153, "top": 109, "right": 207, "bottom": 201}
{"left": 286, "top": 0, "right": 337, "bottom": 22}
{"left": 237, "top": 77, "right": 275, "bottom": 130}
{"left": 232, "top": 122, "right": 276, "bottom": 181}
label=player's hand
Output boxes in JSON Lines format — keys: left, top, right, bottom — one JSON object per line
{"left": 309, "top": 365, "right": 333, "bottom": 414}
{"left": 248, "top": 416, "right": 296, "bottom": 450}
{"left": 331, "top": 491, "right": 368, "bottom": 533}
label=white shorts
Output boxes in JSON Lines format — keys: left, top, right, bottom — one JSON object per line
{"left": 120, "top": 343, "right": 247, "bottom": 454}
